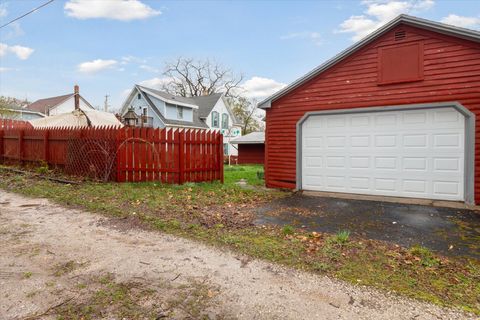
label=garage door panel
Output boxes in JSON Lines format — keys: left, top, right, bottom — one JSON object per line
{"left": 403, "top": 180, "right": 427, "bottom": 193}
{"left": 302, "top": 107, "right": 465, "bottom": 201}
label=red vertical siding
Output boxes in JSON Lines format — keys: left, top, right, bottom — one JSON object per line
{"left": 265, "top": 23, "right": 480, "bottom": 201}
{"left": 238, "top": 144, "right": 265, "bottom": 164}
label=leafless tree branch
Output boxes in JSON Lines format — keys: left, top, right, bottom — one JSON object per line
{"left": 161, "top": 57, "right": 243, "bottom": 97}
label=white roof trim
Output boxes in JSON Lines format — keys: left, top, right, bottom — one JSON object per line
{"left": 258, "top": 14, "right": 480, "bottom": 109}
{"left": 141, "top": 87, "right": 199, "bottom": 109}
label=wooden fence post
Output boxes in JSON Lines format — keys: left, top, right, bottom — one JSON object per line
{"left": 0, "top": 130, "right": 4, "bottom": 164}
{"left": 18, "top": 129, "right": 24, "bottom": 164}
{"left": 179, "top": 131, "right": 184, "bottom": 184}
{"left": 219, "top": 132, "right": 224, "bottom": 184}
{"left": 43, "top": 130, "right": 49, "bottom": 164}
{"left": 115, "top": 128, "right": 122, "bottom": 182}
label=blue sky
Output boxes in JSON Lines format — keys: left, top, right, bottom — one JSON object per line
{"left": 0, "top": 0, "right": 479, "bottom": 111}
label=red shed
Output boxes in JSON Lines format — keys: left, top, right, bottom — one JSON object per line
{"left": 258, "top": 15, "right": 480, "bottom": 204}
{"left": 230, "top": 132, "right": 265, "bottom": 164}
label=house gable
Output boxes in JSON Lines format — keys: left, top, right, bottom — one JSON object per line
{"left": 49, "top": 96, "right": 94, "bottom": 116}
{"left": 259, "top": 14, "right": 480, "bottom": 109}
{"left": 120, "top": 86, "right": 209, "bottom": 129}
{"left": 264, "top": 19, "right": 480, "bottom": 195}
{"left": 121, "top": 87, "right": 166, "bottom": 128}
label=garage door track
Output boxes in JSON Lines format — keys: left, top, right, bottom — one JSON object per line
{"left": 256, "top": 194, "right": 480, "bottom": 259}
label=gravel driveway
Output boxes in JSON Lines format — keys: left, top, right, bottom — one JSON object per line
{"left": 0, "top": 190, "right": 474, "bottom": 319}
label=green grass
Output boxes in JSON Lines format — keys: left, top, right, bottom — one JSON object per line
{"left": 1, "top": 164, "right": 479, "bottom": 315}
{"left": 331, "top": 230, "right": 350, "bottom": 245}
{"left": 224, "top": 164, "right": 264, "bottom": 186}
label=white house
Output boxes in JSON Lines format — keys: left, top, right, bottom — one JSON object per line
{"left": 25, "top": 92, "right": 94, "bottom": 118}
{"left": 120, "top": 85, "right": 242, "bottom": 156}
{"left": 2, "top": 87, "right": 95, "bottom": 121}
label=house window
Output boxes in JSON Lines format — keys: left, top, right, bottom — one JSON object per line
{"left": 211, "top": 111, "right": 219, "bottom": 128}
{"left": 142, "top": 108, "right": 148, "bottom": 123}
{"left": 221, "top": 113, "right": 229, "bottom": 129}
{"left": 177, "top": 106, "right": 183, "bottom": 119}
{"left": 223, "top": 143, "right": 228, "bottom": 155}
{"left": 137, "top": 93, "right": 141, "bottom": 100}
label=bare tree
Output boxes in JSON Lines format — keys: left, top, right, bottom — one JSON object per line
{"left": 0, "top": 96, "right": 28, "bottom": 119}
{"left": 162, "top": 57, "right": 243, "bottom": 97}
{"left": 229, "top": 96, "right": 264, "bottom": 135}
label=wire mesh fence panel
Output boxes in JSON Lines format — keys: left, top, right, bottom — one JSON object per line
{"left": 64, "top": 126, "right": 118, "bottom": 181}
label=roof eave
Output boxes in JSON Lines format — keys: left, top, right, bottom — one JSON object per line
{"left": 257, "top": 14, "right": 480, "bottom": 109}
{"left": 139, "top": 86, "right": 199, "bottom": 109}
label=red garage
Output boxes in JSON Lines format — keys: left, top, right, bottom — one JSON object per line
{"left": 230, "top": 132, "right": 265, "bottom": 164}
{"left": 258, "top": 15, "right": 480, "bottom": 204}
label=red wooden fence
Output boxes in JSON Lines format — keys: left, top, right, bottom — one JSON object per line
{"left": 0, "top": 125, "right": 224, "bottom": 184}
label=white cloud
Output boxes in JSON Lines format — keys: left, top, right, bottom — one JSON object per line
{"left": 239, "top": 77, "right": 287, "bottom": 100}
{"left": 338, "top": 0, "right": 435, "bottom": 41}
{"left": 78, "top": 59, "right": 118, "bottom": 73}
{"left": 139, "top": 64, "right": 160, "bottom": 73}
{"left": 121, "top": 55, "right": 147, "bottom": 64}
{"left": 0, "top": 43, "right": 7, "bottom": 57}
{"left": 0, "top": 67, "right": 12, "bottom": 73}
{"left": 441, "top": 14, "right": 480, "bottom": 29}
{"left": 8, "top": 45, "right": 34, "bottom": 60}
{"left": 139, "top": 77, "right": 173, "bottom": 89}
{"left": 4, "top": 22, "right": 24, "bottom": 39}
{"left": 65, "top": 0, "right": 160, "bottom": 21}
{"left": 0, "top": 43, "right": 34, "bottom": 60}
{"left": 280, "top": 31, "right": 322, "bottom": 46}
{"left": 0, "top": 3, "right": 7, "bottom": 18}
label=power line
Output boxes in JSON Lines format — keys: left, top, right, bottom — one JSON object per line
{"left": 0, "top": 0, "right": 55, "bottom": 29}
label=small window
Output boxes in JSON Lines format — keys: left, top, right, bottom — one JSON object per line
{"left": 137, "top": 93, "right": 141, "bottom": 100}
{"left": 143, "top": 108, "right": 147, "bottom": 116}
{"left": 211, "top": 111, "right": 219, "bottom": 128}
{"left": 177, "top": 106, "right": 183, "bottom": 119}
{"left": 223, "top": 143, "right": 229, "bottom": 155}
{"left": 221, "top": 113, "right": 229, "bottom": 129}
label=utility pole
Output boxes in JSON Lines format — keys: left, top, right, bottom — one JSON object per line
{"left": 104, "top": 94, "right": 110, "bottom": 112}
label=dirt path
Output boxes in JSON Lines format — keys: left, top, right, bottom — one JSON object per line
{"left": 0, "top": 190, "right": 474, "bottom": 320}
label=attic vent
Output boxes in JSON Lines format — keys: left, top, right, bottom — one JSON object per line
{"left": 394, "top": 30, "right": 406, "bottom": 41}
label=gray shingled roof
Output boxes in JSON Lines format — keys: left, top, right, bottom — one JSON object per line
{"left": 137, "top": 85, "right": 197, "bottom": 106}
{"left": 189, "top": 93, "right": 223, "bottom": 118}
{"left": 191, "top": 94, "right": 241, "bottom": 125}
{"left": 138, "top": 87, "right": 209, "bottom": 129}
{"left": 136, "top": 86, "right": 242, "bottom": 128}
{"left": 230, "top": 131, "right": 264, "bottom": 144}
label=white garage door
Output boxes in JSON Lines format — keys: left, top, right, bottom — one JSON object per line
{"left": 301, "top": 107, "right": 465, "bottom": 201}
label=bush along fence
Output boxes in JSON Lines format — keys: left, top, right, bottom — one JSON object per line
{"left": 0, "top": 125, "right": 224, "bottom": 184}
